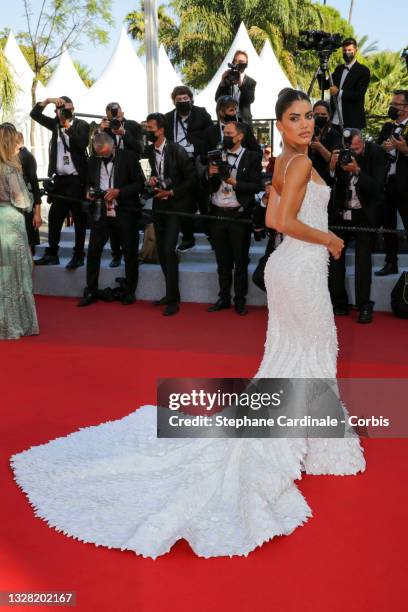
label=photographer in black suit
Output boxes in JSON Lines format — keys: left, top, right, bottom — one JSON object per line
{"left": 202, "top": 96, "right": 261, "bottom": 156}
{"left": 98, "top": 102, "right": 144, "bottom": 268}
{"left": 145, "top": 113, "right": 197, "bottom": 316}
{"left": 30, "top": 96, "right": 89, "bottom": 269}
{"left": 16, "top": 131, "right": 42, "bottom": 255}
{"left": 215, "top": 50, "right": 256, "bottom": 125}
{"left": 204, "top": 121, "right": 262, "bottom": 315}
{"left": 309, "top": 100, "right": 342, "bottom": 186}
{"left": 78, "top": 132, "right": 145, "bottom": 307}
{"left": 322, "top": 38, "right": 371, "bottom": 130}
{"left": 164, "top": 85, "right": 213, "bottom": 251}
{"left": 328, "top": 129, "right": 387, "bottom": 323}
{"left": 375, "top": 90, "right": 408, "bottom": 276}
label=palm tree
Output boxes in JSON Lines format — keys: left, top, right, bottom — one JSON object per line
{"left": 0, "top": 46, "right": 16, "bottom": 118}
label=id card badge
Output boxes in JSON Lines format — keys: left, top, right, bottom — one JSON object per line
{"left": 106, "top": 202, "right": 117, "bottom": 218}
{"left": 63, "top": 154, "right": 70, "bottom": 166}
{"left": 343, "top": 210, "right": 352, "bottom": 221}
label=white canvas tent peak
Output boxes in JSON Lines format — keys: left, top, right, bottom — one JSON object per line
{"left": 79, "top": 27, "right": 147, "bottom": 120}
{"left": 157, "top": 44, "right": 183, "bottom": 113}
{"left": 252, "top": 39, "right": 292, "bottom": 119}
{"left": 195, "top": 22, "right": 263, "bottom": 118}
{"left": 44, "top": 48, "right": 88, "bottom": 102}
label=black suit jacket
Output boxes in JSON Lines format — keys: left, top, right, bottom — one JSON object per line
{"left": 215, "top": 74, "right": 256, "bottom": 124}
{"left": 105, "top": 118, "right": 144, "bottom": 158}
{"left": 377, "top": 121, "right": 408, "bottom": 195}
{"left": 30, "top": 102, "right": 90, "bottom": 181}
{"left": 323, "top": 61, "right": 371, "bottom": 129}
{"left": 331, "top": 141, "right": 387, "bottom": 226}
{"left": 18, "top": 147, "right": 41, "bottom": 205}
{"left": 164, "top": 106, "right": 213, "bottom": 156}
{"left": 146, "top": 140, "right": 197, "bottom": 211}
{"left": 201, "top": 122, "right": 261, "bottom": 159}
{"left": 204, "top": 148, "right": 262, "bottom": 213}
{"left": 87, "top": 149, "right": 145, "bottom": 211}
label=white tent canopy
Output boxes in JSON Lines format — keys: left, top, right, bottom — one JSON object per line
{"left": 157, "top": 44, "right": 183, "bottom": 113}
{"left": 252, "top": 39, "right": 292, "bottom": 119}
{"left": 79, "top": 28, "right": 147, "bottom": 120}
{"left": 44, "top": 49, "right": 88, "bottom": 102}
{"left": 195, "top": 22, "right": 263, "bottom": 118}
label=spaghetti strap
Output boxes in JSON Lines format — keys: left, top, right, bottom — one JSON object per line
{"left": 283, "top": 153, "right": 310, "bottom": 183}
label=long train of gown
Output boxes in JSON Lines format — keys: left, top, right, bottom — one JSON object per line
{"left": 10, "top": 181, "right": 365, "bottom": 559}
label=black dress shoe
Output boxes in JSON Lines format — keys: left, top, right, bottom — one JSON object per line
{"left": 375, "top": 263, "right": 398, "bottom": 276}
{"left": 66, "top": 256, "right": 84, "bottom": 270}
{"left": 34, "top": 254, "right": 60, "bottom": 266}
{"left": 109, "top": 257, "right": 121, "bottom": 268}
{"left": 77, "top": 294, "right": 98, "bottom": 307}
{"left": 121, "top": 294, "right": 136, "bottom": 305}
{"left": 235, "top": 302, "right": 248, "bottom": 316}
{"left": 177, "top": 240, "right": 195, "bottom": 252}
{"left": 358, "top": 302, "right": 374, "bottom": 324}
{"left": 333, "top": 306, "right": 349, "bottom": 316}
{"left": 152, "top": 297, "right": 168, "bottom": 306}
{"left": 207, "top": 299, "right": 231, "bottom": 312}
{"left": 163, "top": 302, "right": 179, "bottom": 316}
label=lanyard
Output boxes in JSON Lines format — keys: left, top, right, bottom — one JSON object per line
{"left": 227, "top": 148, "right": 244, "bottom": 173}
{"left": 155, "top": 146, "right": 165, "bottom": 178}
{"left": 58, "top": 126, "right": 71, "bottom": 153}
{"left": 175, "top": 114, "right": 189, "bottom": 145}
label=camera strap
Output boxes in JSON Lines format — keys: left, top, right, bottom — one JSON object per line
{"left": 58, "top": 125, "right": 71, "bottom": 154}
{"left": 154, "top": 145, "right": 166, "bottom": 179}
{"left": 175, "top": 114, "right": 190, "bottom": 146}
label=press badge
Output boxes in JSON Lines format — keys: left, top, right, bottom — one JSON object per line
{"left": 107, "top": 202, "right": 117, "bottom": 218}
{"left": 63, "top": 154, "right": 70, "bottom": 166}
{"left": 343, "top": 210, "right": 352, "bottom": 221}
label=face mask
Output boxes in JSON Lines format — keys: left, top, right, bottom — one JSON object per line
{"left": 223, "top": 135, "right": 235, "bottom": 149}
{"left": 176, "top": 100, "right": 192, "bottom": 115}
{"left": 388, "top": 105, "right": 400, "bottom": 121}
{"left": 343, "top": 52, "right": 355, "bottom": 64}
{"left": 314, "top": 116, "right": 328, "bottom": 128}
{"left": 146, "top": 131, "right": 157, "bottom": 143}
{"left": 224, "top": 114, "right": 237, "bottom": 123}
{"left": 237, "top": 63, "right": 247, "bottom": 73}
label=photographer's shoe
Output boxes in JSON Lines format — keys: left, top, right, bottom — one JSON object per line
{"left": 163, "top": 302, "right": 179, "bottom": 316}
{"left": 109, "top": 257, "right": 121, "bottom": 268}
{"left": 121, "top": 294, "right": 136, "bottom": 306}
{"left": 333, "top": 306, "right": 349, "bottom": 316}
{"left": 152, "top": 297, "right": 168, "bottom": 306}
{"left": 358, "top": 302, "right": 374, "bottom": 324}
{"left": 66, "top": 256, "right": 84, "bottom": 270}
{"left": 375, "top": 263, "right": 398, "bottom": 276}
{"left": 234, "top": 301, "right": 248, "bottom": 316}
{"left": 78, "top": 293, "right": 98, "bottom": 307}
{"left": 207, "top": 299, "right": 231, "bottom": 312}
{"left": 34, "top": 254, "right": 60, "bottom": 266}
{"left": 177, "top": 240, "right": 195, "bottom": 252}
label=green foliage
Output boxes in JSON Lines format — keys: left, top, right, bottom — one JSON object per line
{"left": 0, "top": 46, "right": 17, "bottom": 117}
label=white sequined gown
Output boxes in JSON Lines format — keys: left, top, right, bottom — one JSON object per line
{"left": 10, "top": 179, "right": 365, "bottom": 559}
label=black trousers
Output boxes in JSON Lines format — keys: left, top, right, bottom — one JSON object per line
{"left": 180, "top": 188, "right": 210, "bottom": 241}
{"left": 86, "top": 209, "right": 140, "bottom": 296}
{"left": 153, "top": 205, "right": 181, "bottom": 303}
{"left": 109, "top": 225, "right": 122, "bottom": 259}
{"left": 210, "top": 206, "right": 252, "bottom": 304}
{"left": 381, "top": 176, "right": 408, "bottom": 264}
{"left": 24, "top": 209, "right": 40, "bottom": 254}
{"left": 46, "top": 175, "right": 86, "bottom": 257}
{"left": 329, "top": 209, "right": 376, "bottom": 309}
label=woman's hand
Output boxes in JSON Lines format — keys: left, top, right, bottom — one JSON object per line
{"left": 33, "top": 207, "right": 42, "bottom": 229}
{"left": 326, "top": 231, "right": 344, "bottom": 260}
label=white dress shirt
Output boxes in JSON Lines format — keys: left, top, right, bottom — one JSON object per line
{"left": 387, "top": 117, "right": 408, "bottom": 176}
{"left": 56, "top": 128, "right": 78, "bottom": 175}
{"left": 332, "top": 58, "right": 357, "bottom": 126}
{"left": 174, "top": 113, "right": 194, "bottom": 157}
{"left": 154, "top": 139, "right": 166, "bottom": 180}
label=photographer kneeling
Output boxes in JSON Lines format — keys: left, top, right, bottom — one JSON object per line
{"left": 78, "top": 132, "right": 145, "bottom": 307}
{"left": 204, "top": 121, "right": 262, "bottom": 315}
{"left": 328, "top": 129, "right": 387, "bottom": 323}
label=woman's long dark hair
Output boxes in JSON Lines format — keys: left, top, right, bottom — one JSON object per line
{"left": 275, "top": 89, "right": 311, "bottom": 120}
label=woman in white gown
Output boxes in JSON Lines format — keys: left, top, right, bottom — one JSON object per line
{"left": 10, "top": 89, "right": 365, "bottom": 559}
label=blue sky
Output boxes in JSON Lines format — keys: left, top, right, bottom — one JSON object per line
{"left": 4, "top": 0, "right": 407, "bottom": 80}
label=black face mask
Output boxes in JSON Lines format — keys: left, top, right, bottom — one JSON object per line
{"left": 146, "top": 131, "right": 158, "bottom": 143}
{"left": 223, "top": 135, "right": 235, "bottom": 150}
{"left": 237, "top": 63, "right": 247, "bottom": 73}
{"left": 343, "top": 52, "right": 355, "bottom": 64}
{"left": 314, "top": 115, "right": 328, "bottom": 128}
{"left": 175, "top": 100, "right": 192, "bottom": 115}
{"left": 388, "top": 105, "right": 400, "bottom": 121}
{"left": 224, "top": 114, "right": 237, "bottom": 123}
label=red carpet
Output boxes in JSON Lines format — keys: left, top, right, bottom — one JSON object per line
{"left": 1, "top": 296, "right": 407, "bottom": 611}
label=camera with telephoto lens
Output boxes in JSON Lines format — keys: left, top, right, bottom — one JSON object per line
{"left": 142, "top": 177, "right": 173, "bottom": 200}
{"left": 59, "top": 105, "right": 73, "bottom": 120}
{"left": 337, "top": 129, "right": 355, "bottom": 166}
{"left": 224, "top": 62, "right": 241, "bottom": 86}
{"left": 208, "top": 148, "right": 231, "bottom": 180}
{"left": 88, "top": 186, "right": 107, "bottom": 223}
{"left": 42, "top": 176, "right": 57, "bottom": 195}
{"left": 105, "top": 103, "right": 121, "bottom": 131}
{"left": 297, "top": 30, "right": 342, "bottom": 54}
